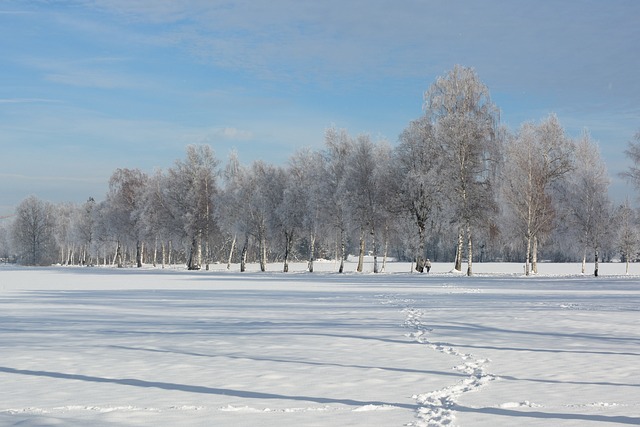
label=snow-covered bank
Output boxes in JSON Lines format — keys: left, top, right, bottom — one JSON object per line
{"left": 0, "top": 265, "right": 639, "bottom": 426}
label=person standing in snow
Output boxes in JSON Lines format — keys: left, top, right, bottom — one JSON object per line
{"left": 425, "top": 259, "right": 431, "bottom": 273}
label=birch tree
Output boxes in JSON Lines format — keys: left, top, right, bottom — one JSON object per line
{"left": 564, "top": 131, "right": 611, "bottom": 276}
{"left": 344, "top": 134, "right": 379, "bottom": 272}
{"left": 615, "top": 199, "right": 639, "bottom": 275}
{"left": 424, "top": 65, "right": 500, "bottom": 275}
{"left": 166, "top": 145, "right": 219, "bottom": 270}
{"left": 53, "top": 202, "right": 76, "bottom": 265}
{"left": 320, "top": 127, "right": 352, "bottom": 273}
{"left": 394, "top": 116, "right": 443, "bottom": 271}
{"left": 371, "top": 140, "right": 396, "bottom": 272}
{"left": 12, "top": 195, "right": 57, "bottom": 265}
{"left": 245, "top": 161, "right": 278, "bottom": 272}
{"left": 216, "top": 151, "right": 243, "bottom": 270}
{"left": 288, "top": 148, "right": 324, "bottom": 272}
{"left": 72, "top": 197, "right": 96, "bottom": 265}
{"left": 621, "top": 130, "right": 640, "bottom": 193}
{"left": 502, "top": 115, "right": 574, "bottom": 275}
{"left": 106, "top": 168, "right": 148, "bottom": 267}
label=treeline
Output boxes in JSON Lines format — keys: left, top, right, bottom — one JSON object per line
{"left": 3, "top": 65, "right": 640, "bottom": 275}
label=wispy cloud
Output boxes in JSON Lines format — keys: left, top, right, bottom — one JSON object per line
{"left": 24, "top": 56, "right": 149, "bottom": 90}
{"left": 0, "top": 98, "right": 61, "bottom": 104}
{"left": 77, "top": 0, "right": 640, "bottom": 101}
{"left": 0, "top": 173, "right": 105, "bottom": 184}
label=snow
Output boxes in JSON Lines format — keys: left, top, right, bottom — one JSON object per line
{"left": 1, "top": 262, "right": 639, "bottom": 426}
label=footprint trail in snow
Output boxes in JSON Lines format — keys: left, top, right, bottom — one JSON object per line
{"left": 383, "top": 296, "right": 496, "bottom": 427}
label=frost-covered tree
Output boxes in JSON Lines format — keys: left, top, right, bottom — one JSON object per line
{"left": 0, "top": 222, "right": 12, "bottom": 262}
{"left": 393, "top": 116, "right": 443, "bottom": 271}
{"left": 165, "top": 145, "right": 219, "bottom": 270}
{"left": 216, "top": 151, "right": 243, "bottom": 270}
{"left": 53, "top": 202, "right": 76, "bottom": 265}
{"left": 320, "top": 127, "right": 352, "bottom": 273}
{"left": 615, "top": 199, "right": 639, "bottom": 274}
{"left": 245, "top": 161, "right": 281, "bottom": 272}
{"left": 256, "top": 164, "right": 292, "bottom": 272}
{"left": 138, "top": 171, "right": 181, "bottom": 268}
{"left": 621, "top": 130, "right": 640, "bottom": 194}
{"left": 12, "top": 195, "right": 57, "bottom": 265}
{"left": 371, "top": 140, "right": 396, "bottom": 272}
{"left": 344, "top": 134, "right": 379, "bottom": 272}
{"left": 72, "top": 197, "right": 96, "bottom": 265}
{"left": 502, "top": 115, "right": 574, "bottom": 275}
{"left": 279, "top": 151, "right": 320, "bottom": 272}
{"left": 563, "top": 131, "right": 611, "bottom": 276}
{"left": 288, "top": 148, "right": 324, "bottom": 272}
{"left": 105, "top": 168, "right": 148, "bottom": 267}
{"left": 424, "top": 65, "right": 500, "bottom": 275}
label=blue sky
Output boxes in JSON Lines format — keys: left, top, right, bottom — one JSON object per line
{"left": 1, "top": 0, "right": 639, "bottom": 217}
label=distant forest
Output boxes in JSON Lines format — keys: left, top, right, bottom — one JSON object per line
{"left": 3, "top": 65, "right": 640, "bottom": 276}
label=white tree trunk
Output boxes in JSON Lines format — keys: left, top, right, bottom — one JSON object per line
{"left": 626, "top": 258, "right": 630, "bottom": 275}
{"left": 381, "top": 225, "right": 389, "bottom": 273}
{"left": 227, "top": 234, "right": 236, "bottom": 270}
{"left": 454, "top": 227, "right": 463, "bottom": 272}
{"left": 308, "top": 232, "right": 316, "bottom": 273}
{"left": 466, "top": 223, "right": 473, "bottom": 276}
{"left": 357, "top": 228, "right": 365, "bottom": 273}
{"left": 153, "top": 237, "right": 158, "bottom": 267}
{"left": 532, "top": 236, "right": 538, "bottom": 274}
{"left": 372, "top": 225, "right": 378, "bottom": 274}
{"left": 259, "top": 231, "right": 267, "bottom": 272}
{"left": 525, "top": 234, "right": 531, "bottom": 276}
{"left": 161, "top": 241, "right": 166, "bottom": 269}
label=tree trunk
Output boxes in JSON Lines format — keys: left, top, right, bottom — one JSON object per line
{"left": 626, "top": 257, "right": 630, "bottom": 275}
{"left": 415, "top": 220, "right": 425, "bottom": 273}
{"left": 372, "top": 225, "right": 378, "bottom": 274}
{"left": 188, "top": 233, "right": 202, "bottom": 270}
{"left": 381, "top": 225, "right": 389, "bottom": 273}
{"left": 308, "top": 232, "right": 316, "bottom": 273}
{"left": 454, "top": 227, "right": 464, "bottom": 272}
{"left": 161, "top": 241, "right": 166, "bottom": 269}
{"left": 338, "top": 228, "right": 345, "bottom": 273}
{"left": 532, "top": 236, "right": 538, "bottom": 274}
{"left": 153, "top": 237, "right": 158, "bottom": 267}
{"left": 594, "top": 247, "right": 599, "bottom": 277}
{"left": 240, "top": 234, "right": 248, "bottom": 272}
{"left": 525, "top": 234, "right": 531, "bottom": 276}
{"left": 205, "top": 241, "right": 210, "bottom": 271}
{"left": 357, "top": 227, "right": 365, "bottom": 273}
{"left": 283, "top": 231, "right": 292, "bottom": 273}
{"left": 581, "top": 247, "right": 587, "bottom": 274}
{"left": 466, "top": 223, "right": 473, "bottom": 276}
{"left": 227, "top": 234, "right": 236, "bottom": 270}
{"left": 116, "top": 240, "right": 123, "bottom": 268}
{"left": 136, "top": 240, "right": 142, "bottom": 268}
{"left": 259, "top": 229, "right": 267, "bottom": 272}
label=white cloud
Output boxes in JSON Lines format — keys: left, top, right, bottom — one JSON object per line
{"left": 217, "top": 127, "right": 253, "bottom": 141}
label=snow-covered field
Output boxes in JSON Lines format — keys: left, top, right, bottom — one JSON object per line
{"left": 1, "top": 262, "right": 639, "bottom": 426}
